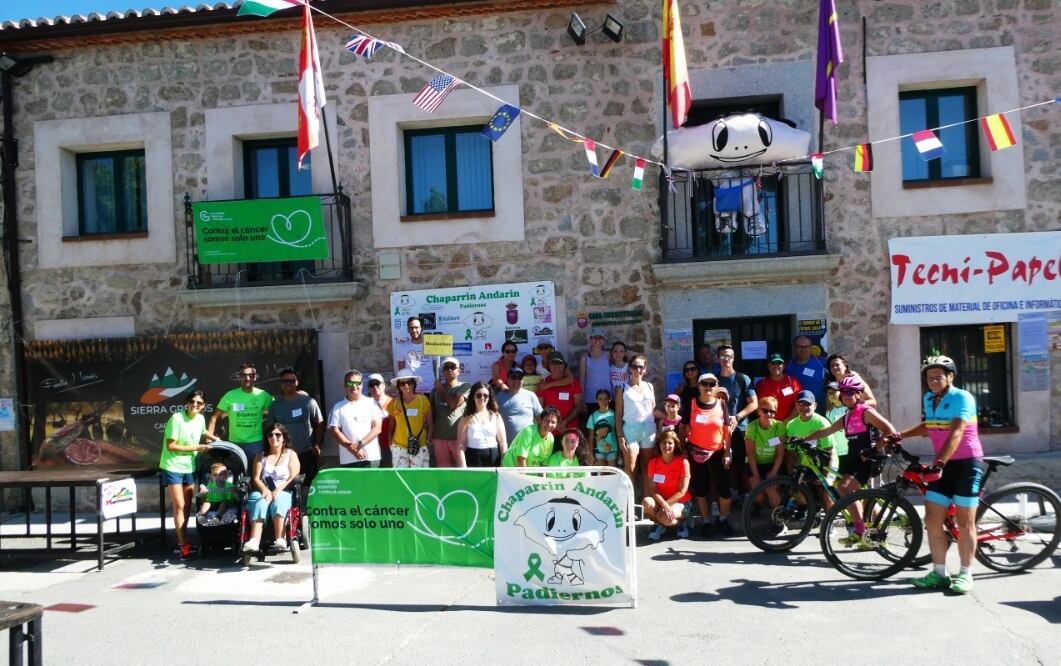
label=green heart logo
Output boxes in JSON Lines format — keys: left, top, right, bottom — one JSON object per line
{"left": 409, "top": 490, "right": 480, "bottom": 544}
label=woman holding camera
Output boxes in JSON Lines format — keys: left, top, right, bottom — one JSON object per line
{"left": 387, "top": 368, "right": 433, "bottom": 468}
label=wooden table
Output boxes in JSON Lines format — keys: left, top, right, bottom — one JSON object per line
{"left": 0, "top": 601, "right": 42, "bottom": 665}
{"left": 0, "top": 467, "right": 163, "bottom": 570}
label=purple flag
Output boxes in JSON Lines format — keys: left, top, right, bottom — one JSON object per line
{"left": 814, "top": 0, "right": 843, "bottom": 124}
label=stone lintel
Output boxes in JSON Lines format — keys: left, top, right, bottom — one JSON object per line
{"left": 652, "top": 254, "right": 842, "bottom": 289}
{"left": 178, "top": 282, "right": 367, "bottom": 309}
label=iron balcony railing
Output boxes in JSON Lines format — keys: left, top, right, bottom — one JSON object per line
{"left": 659, "top": 161, "right": 826, "bottom": 263}
{"left": 184, "top": 191, "right": 354, "bottom": 288}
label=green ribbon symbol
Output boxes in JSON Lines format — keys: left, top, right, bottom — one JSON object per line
{"left": 464, "top": 329, "right": 472, "bottom": 341}
{"left": 523, "top": 553, "right": 544, "bottom": 582}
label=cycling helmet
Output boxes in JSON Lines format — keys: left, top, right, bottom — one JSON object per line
{"left": 921, "top": 354, "right": 957, "bottom": 376}
{"left": 836, "top": 375, "right": 865, "bottom": 393}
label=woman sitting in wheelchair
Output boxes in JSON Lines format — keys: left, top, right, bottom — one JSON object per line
{"left": 243, "top": 424, "right": 301, "bottom": 553}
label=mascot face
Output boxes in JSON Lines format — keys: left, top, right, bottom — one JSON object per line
{"left": 651, "top": 113, "right": 811, "bottom": 170}
{"left": 514, "top": 498, "right": 607, "bottom": 555}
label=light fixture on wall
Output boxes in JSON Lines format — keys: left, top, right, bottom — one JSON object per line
{"left": 566, "top": 12, "right": 624, "bottom": 46}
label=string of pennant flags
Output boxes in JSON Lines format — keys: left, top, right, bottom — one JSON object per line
{"left": 243, "top": 0, "right": 1058, "bottom": 188}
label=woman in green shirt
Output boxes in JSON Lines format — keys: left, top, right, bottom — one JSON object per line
{"left": 159, "top": 391, "right": 216, "bottom": 559}
{"left": 745, "top": 396, "right": 787, "bottom": 508}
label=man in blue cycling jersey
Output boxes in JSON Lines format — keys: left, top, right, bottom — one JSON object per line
{"left": 896, "top": 355, "right": 985, "bottom": 594}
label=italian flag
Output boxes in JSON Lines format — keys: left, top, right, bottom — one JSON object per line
{"left": 238, "top": 0, "right": 303, "bottom": 17}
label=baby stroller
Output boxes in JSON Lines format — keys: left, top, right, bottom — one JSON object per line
{"left": 239, "top": 469, "right": 306, "bottom": 567}
{"left": 193, "top": 441, "right": 249, "bottom": 558}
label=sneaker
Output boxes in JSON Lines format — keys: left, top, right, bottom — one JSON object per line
{"left": 718, "top": 518, "right": 734, "bottom": 537}
{"left": 949, "top": 572, "right": 974, "bottom": 594}
{"left": 274, "top": 538, "right": 288, "bottom": 550}
{"left": 179, "top": 543, "right": 193, "bottom": 560}
{"left": 677, "top": 523, "right": 690, "bottom": 539}
{"left": 647, "top": 525, "right": 665, "bottom": 541}
{"left": 911, "top": 570, "right": 951, "bottom": 589}
{"left": 242, "top": 538, "right": 260, "bottom": 553}
{"left": 839, "top": 533, "right": 863, "bottom": 547}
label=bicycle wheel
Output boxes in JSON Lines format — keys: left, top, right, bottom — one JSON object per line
{"left": 741, "top": 475, "right": 818, "bottom": 552}
{"left": 820, "top": 488, "right": 923, "bottom": 580}
{"left": 975, "top": 482, "right": 1061, "bottom": 573}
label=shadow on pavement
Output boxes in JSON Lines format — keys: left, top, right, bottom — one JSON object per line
{"left": 671, "top": 577, "right": 922, "bottom": 609}
{"left": 182, "top": 599, "right": 619, "bottom": 614}
{"left": 652, "top": 545, "right": 833, "bottom": 569}
{"left": 999, "top": 596, "right": 1060, "bottom": 624}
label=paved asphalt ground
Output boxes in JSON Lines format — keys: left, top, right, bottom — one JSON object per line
{"left": 0, "top": 517, "right": 1057, "bottom": 665}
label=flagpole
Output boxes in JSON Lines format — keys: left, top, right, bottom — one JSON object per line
{"left": 320, "top": 103, "right": 339, "bottom": 195}
{"left": 660, "top": 2, "right": 670, "bottom": 259}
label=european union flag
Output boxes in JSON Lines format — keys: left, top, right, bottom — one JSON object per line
{"left": 482, "top": 104, "right": 520, "bottom": 142}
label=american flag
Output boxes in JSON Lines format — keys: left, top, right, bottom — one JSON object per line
{"left": 412, "top": 74, "right": 459, "bottom": 113}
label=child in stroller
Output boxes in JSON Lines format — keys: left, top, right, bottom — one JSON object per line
{"left": 193, "top": 442, "right": 249, "bottom": 557}
{"left": 197, "top": 462, "right": 237, "bottom": 526}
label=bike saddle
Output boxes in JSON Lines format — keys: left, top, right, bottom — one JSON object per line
{"left": 982, "top": 455, "right": 1014, "bottom": 468}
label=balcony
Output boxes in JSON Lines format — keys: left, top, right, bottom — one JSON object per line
{"left": 659, "top": 161, "right": 826, "bottom": 263}
{"left": 180, "top": 191, "right": 364, "bottom": 309}
{"left": 184, "top": 191, "right": 355, "bottom": 288}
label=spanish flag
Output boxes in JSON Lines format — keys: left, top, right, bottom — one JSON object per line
{"left": 981, "top": 113, "right": 1016, "bottom": 151}
{"left": 854, "top": 143, "right": 873, "bottom": 172}
{"left": 663, "top": 0, "right": 691, "bottom": 129}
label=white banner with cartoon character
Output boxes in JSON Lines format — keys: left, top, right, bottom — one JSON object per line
{"left": 390, "top": 281, "right": 558, "bottom": 387}
{"left": 494, "top": 469, "right": 635, "bottom": 607}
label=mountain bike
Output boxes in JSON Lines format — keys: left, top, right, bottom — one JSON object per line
{"left": 741, "top": 437, "right": 851, "bottom": 552}
{"left": 820, "top": 440, "right": 1061, "bottom": 580}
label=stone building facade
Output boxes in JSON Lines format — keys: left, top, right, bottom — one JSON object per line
{"left": 0, "top": 0, "right": 1057, "bottom": 473}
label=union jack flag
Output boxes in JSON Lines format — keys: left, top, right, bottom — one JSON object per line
{"left": 412, "top": 74, "right": 459, "bottom": 113}
{"left": 344, "top": 34, "right": 403, "bottom": 58}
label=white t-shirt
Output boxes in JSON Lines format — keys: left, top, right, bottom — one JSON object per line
{"left": 328, "top": 397, "right": 383, "bottom": 464}
{"left": 394, "top": 339, "right": 435, "bottom": 392}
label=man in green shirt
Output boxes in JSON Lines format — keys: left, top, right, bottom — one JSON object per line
{"left": 208, "top": 362, "right": 274, "bottom": 460}
{"left": 501, "top": 408, "right": 560, "bottom": 467}
{"left": 785, "top": 390, "right": 838, "bottom": 476}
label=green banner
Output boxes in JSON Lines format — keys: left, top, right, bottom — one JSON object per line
{"left": 192, "top": 196, "right": 329, "bottom": 264}
{"left": 307, "top": 469, "right": 496, "bottom": 568}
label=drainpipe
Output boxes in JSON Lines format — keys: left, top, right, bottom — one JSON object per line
{"left": 1, "top": 53, "right": 53, "bottom": 471}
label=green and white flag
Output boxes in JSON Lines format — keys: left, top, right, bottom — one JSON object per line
{"left": 238, "top": 0, "right": 303, "bottom": 17}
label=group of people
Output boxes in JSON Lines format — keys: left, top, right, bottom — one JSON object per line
{"left": 158, "top": 327, "right": 989, "bottom": 594}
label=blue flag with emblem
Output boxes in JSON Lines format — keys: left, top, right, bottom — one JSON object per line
{"left": 482, "top": 104, "right": 520, "bottom": 142}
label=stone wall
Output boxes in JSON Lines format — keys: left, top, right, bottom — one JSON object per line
{"left": 0, "top": 0, "right": 1058, "bottom": 470}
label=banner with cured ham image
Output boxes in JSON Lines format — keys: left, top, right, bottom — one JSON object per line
{"left": 26, "top": 330, "right": 318, "bottom": 469}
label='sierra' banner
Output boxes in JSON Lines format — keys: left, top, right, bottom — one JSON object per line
{"left": 494, "top": 470, "right": 634, "bottom": 606}
{"left": 889, "top": 231, "right": 1061, "bottom": 325}
{"left": 307, "top": 469, "right": 496, "bottom": 568}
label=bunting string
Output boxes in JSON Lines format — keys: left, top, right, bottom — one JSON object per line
{"left": 298, "top": 3, "right": 1055, "bottom": 179}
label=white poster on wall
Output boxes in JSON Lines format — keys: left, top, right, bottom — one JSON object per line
{"left": 390, "top": 282, "right": 558, "bottom": 387}
{"left": 100, "top": 477, "right": 137, "bottom": 520}
{"left": 494, "top": 470, "right": 635, "bottom": 607}
{"left": 889, "top": 231, "right": 1061, "bottom": 325}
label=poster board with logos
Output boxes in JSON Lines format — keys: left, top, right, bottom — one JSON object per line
{"left": 26, "top": 331, "right": 319, "bottom": 469}
{"left": 390, "top": 282, "right": 558, "bottom": 386}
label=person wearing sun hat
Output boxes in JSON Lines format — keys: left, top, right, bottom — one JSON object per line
{"left": 385, "top": 368, "right": 432, "bottom": 468}
{"left": 754, "top": 352, "right": 803, "bottom": 421}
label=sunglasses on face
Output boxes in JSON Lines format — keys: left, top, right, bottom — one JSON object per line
{"left": 630, "top": 364, "right": 646, "bottom": 370}
{"left": 443, "top": 365, "right": 458, "bottom": 371}
{"left": 760, "top": 408, "right": 776, "bottom": 415}
{"left": 241, "top": 373, "right": 256, "bottom": 378}
{"left": 269, "top": 432, "right": 284, "bottom": 439}
{"left": 474, "top": 393, "right": 490, "bottom": 399}
{"left": 684, "top": 367, "right": 698, "bottom": 372}
{"left": 699, "top": 381, "right": 717, "bottom": 387}
{"left": 345, "top": 381, "right": 362, "bottom": 388}
{"left": 280, "top": 379, "right": 297, "bottom": 384}
{"left": 718, "top": 355, "right": 734, "bottom": 361}
{"left": 368, "top": 381, "right": 382, "bottom": 388}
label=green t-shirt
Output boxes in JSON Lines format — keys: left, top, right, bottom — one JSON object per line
{"left": 217, "top": 387, "right": 273, "bottom": 443}
{"left": 785, "top": 413, "right": 834, "bottom": 449}
{"left": 746, "top": 419, "right": 787, "bottom": 465}
{"left": 824, "top": 406, "right": 849, "bottom": 455}
{"left": 545, "top": 451, "right": 585, "bottom": 478}
{"left": 159, "top": 411, "right": 205, "bottom": 474}
{"left": 501, "top": 425, "right": 554, "bottom": 467}
{"left": 205, "top": 479, "right": 236, "bottom": 503}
